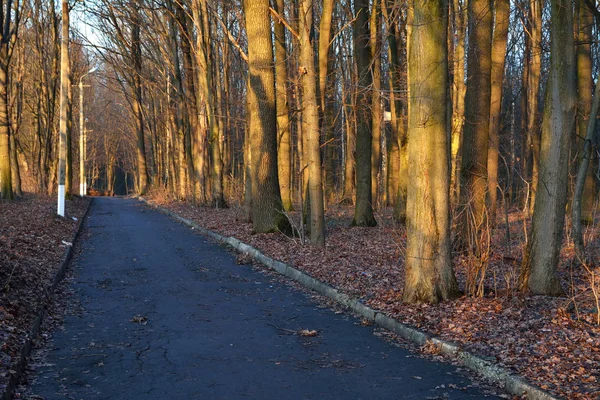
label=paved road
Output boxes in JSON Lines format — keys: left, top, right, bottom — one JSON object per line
{"left": 23, "top": 197, "right": 498, "bottom": 399}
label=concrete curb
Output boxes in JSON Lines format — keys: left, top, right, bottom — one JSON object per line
{"left": 138, "top": 197, "right": 559, "bottom": 400}
{"left": 2, "top": 197, "right": 93, "bottom": 400}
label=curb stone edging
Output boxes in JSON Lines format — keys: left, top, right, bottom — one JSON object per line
{"left": 138, "top": 197, "right": 559, "bottom": 400}
{"left": 2, "top": 197, "right": 93, "bottom": 400}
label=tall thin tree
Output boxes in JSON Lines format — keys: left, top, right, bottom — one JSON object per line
{"left": 520, "top": 0, "right": 575, "bottom": 295}
{"left": 457, "top": 0, "right": 493, "bottom": 249}
{"left": 0, "top": 0, "right": 21, "bottom": 199}
{"left": 352, "top": 0, "right": 376, "bottom": 226}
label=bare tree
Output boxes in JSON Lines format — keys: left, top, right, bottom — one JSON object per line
{"left": 520, "top": 0, "right": 576, "bottom": 295}
{"left": 244, "top": 0, "right": 290, "bottom": 233}
{"left": 0, "top": 0, "right": 22, "bottom": 199}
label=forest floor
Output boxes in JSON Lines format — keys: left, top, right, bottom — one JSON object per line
{"left": 0, "top": 194, "right": 89, "bottom": 394}
{"left": 147, "top": 192, "right": 600, "bottom": 400}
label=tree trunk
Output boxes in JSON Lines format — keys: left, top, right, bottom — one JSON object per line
{"left": 192, "top": 0, "right": 226, "bottom": 207}
{"left": 520, "top": 0, "right": 575, "bottom": 295}
{"left": 352, "top": 0, "right": 376, "bottom": 227}
{"left": 299, "top": 0, "right": 325, "bottom": 245}
{"left": 342, "top": 77, "right": 355, "bottom": 203}
{"left": 9, "top": 126, "right": 21, "bottom": 196}
{"left": 573, "top": 0, "right": 599, "bottom": 261}
{"left": 383, "top": 0, "right": 401, "bottom": 209}
{"left": 132, "top": 1, "right": 149, "bottom": 194}
{"left": 457, "top": 0, "right": 493, "bottom": 249}
{"left": 244, "top": 0, "right": 290, "bottom": 233}
{"left": 176, "top": 3, "right": 201, "bottom": 201}
{"left": 573, "top": 73, "right": 600, "bottom": 261}
{"left": 487, "top": 0, "right": 510, "bottom": 224}
{"left": 575, "top": 1, "right": 596, "bottom": 225}
{"left": 319, "top": 0, "right": 336, "bottom": 206}
{"left": 273, "top": 0, "right": 292, "bottom": 211}
{"left": 404, "top": 0, "right": 459, "bottom": 304}
{"left": 66, "top": 69, "right": 73, "bottom": 198}
{"left": 0, "top": 65, "right": 11, "bottom": 199}
{"left": 370, "top": 2, "right": 382, "bottom": 208}
{"left": 450, "top": 0, "right": 467, "bottom": 207}
{"left": 527, "top": 0, "right": 542, "bottom": 213}
{"left": 57, "top": 0, "right": 70, "bottom": 214}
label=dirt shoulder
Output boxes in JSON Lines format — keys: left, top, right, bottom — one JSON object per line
{"left": 148, "top": 195, "right": 599, "bottom": 399}
{"left": 0, "top": 194, "right": 90, "bottom": 393}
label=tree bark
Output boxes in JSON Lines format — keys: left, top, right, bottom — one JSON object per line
{"left": 319, "top": 0, "right": 336, "bottom": 205}
{"left": 370, "top": 2, "right": 382, "bottom": 208}
{"left": 0, "top": 65, "right": 11, "bottom": 199}
{"left": 450, "top": 0, "right": 467, "bottom": 207}
{"left": 520, "top": 0, "right": 575, "bottom": 295}
{"left": 57, "top": 0, "right": 70, "bottom": 214}
{"left": 352, "top": 0, "right": 376, "bottom": 226}
{"left": 404, "top": 0, "right": 459, "bottom": 304}
{"left": 131, "top": 1, "right": 149, "bottom": 194}
{"left": 575, "top": 0, "right": 597, "bottom": 226}
{"left": 457, "top": 0, "right": 493, "bottom": 249}
{"left": 66, "top": 68, "right": 73, "bottom": 198}
{"left": 487, "top": 0, "right": 510, "bottom": 224}
{"left": 9, "top": 127, "right": 21, "bottom": 197}
{"left": 299, "top": 0, "right": 325, "bottom": 245}
{"left": 273, "top": 0, "right": 292, "bottom": 211}
{"left": 573, "top": 73, "right": 600, "bottom": 261}
{"left": 527, "top": 0, "right": 542, "bottom": 213}
{"left": 244, "top": 0, "right": 290, "bottom": 233}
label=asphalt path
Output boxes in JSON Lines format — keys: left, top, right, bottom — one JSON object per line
{"left": 23, "top": 197, "right": 499, "bottom": 399}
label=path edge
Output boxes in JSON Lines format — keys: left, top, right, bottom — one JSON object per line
{"left": 138, "top": 197, "right": 559, "bottom": 400}
{"left": 2, "top": 198, "right": 93, "bottom": 400}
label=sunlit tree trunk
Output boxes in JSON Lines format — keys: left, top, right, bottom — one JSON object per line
{"left": 319, "top": 0, "right": 336, "bottom": 205}
{"left": 457, "top": 0, "right": 493, "bottom": 249}
{"left": 57, "top": 0, "right": 70, "bottom": 214}
{"left": 9, "top": 69, "right": 21, "bottom": 198}
{"left": 0, "top": 64, "right": 11, "bottom": 199}
{"left": 370, "top": 2, "right": 382, "bottom": 208}
{"left": 450, "top": 0, "right": 467, "bottom": 207}
{"left": 0, "top": 1, "right": 20, "bottom": 199}
{"left": 527, "top": 0, "right": 542, "bottom": 212}
{"left": 176, "top": 2, "right": 201, "bottom": 200}
{"left": 383, "top": 1, "right": 400, "bottom": 209}
{"left": 299, "top": 0, "right": 325, "bottom": 245}
{"left": 273, "top": 0, "right": 292, "bottom": 211}
{"left": 487, "top": 0, "right": 510, "bottom": 224}
{"left": 131, "top": 0, "right": 149, "bottom": 194}
{"left": 192, "top": 0, "right": 226, "bottom": 207}
{"left": 342, "top": 78, "right": 356, "bottom": 203}
{"left": 520, "top": 0, "right": 575, "bottom": 295}
{"left": 404, "top": 0, "right": 459, "bottom": 304}
{"left": 244, "top": 0, "right": 290, "bottom": 233}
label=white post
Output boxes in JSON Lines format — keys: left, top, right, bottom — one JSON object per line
{"left": 57, "top": 0, "right": 69, "bottom": 217}
{"left": 79, "top": 79, "right": 84, "bottom": 196}
{"left": 78, "top": 67, "right": 96, "bottom": 197}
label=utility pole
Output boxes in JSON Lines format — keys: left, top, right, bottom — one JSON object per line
{"left": 79, "top": 67, "right": 96, "bottom": 196}
{"left": 58, "top": 0, "right": 70, "bottom": 216}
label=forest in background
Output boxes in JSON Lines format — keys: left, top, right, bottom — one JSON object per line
{"left": 0, "top": 1, "right": 598, "bottom": 304}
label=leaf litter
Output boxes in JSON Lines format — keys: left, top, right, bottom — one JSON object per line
{"left": 0, "top": 194, "right": 89, "bottom": 394}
